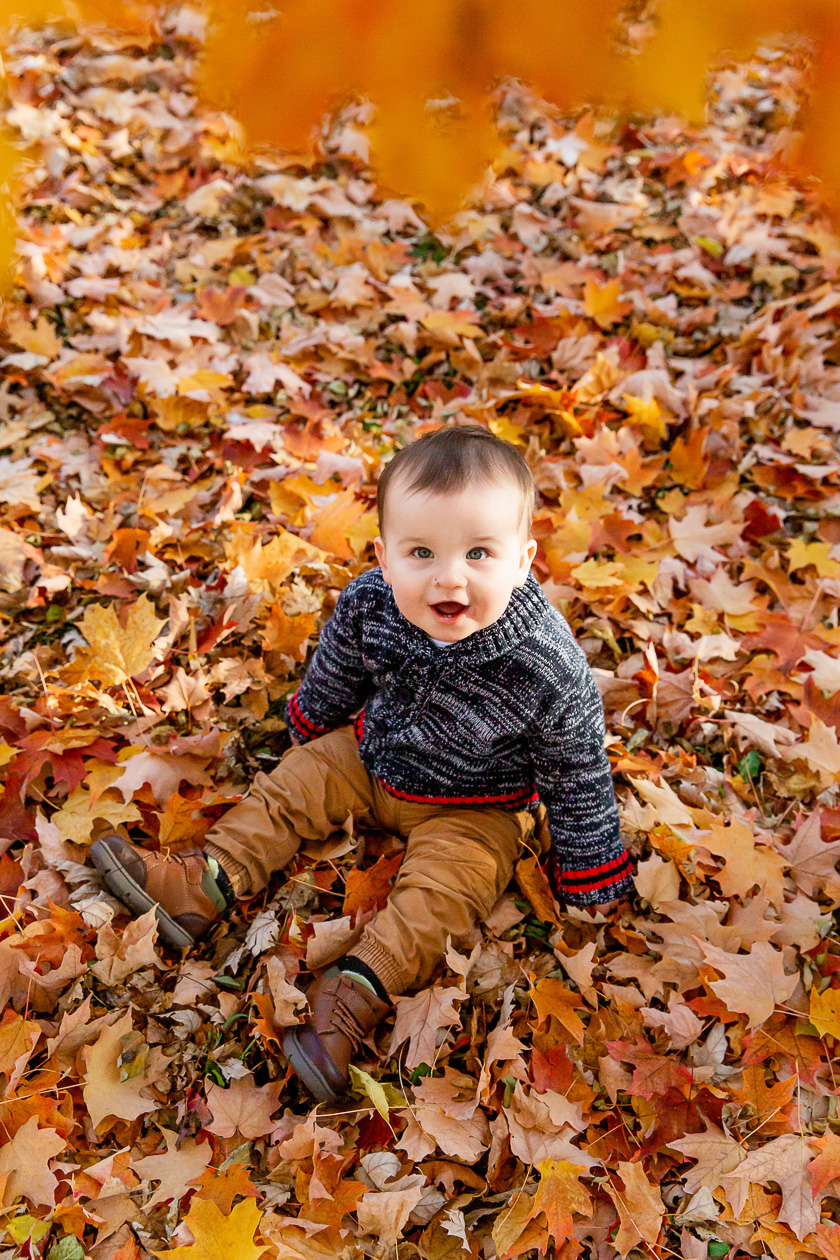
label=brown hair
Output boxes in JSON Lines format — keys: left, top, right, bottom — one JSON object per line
{"left": 376, "top": 424, "right": 535, "bottom": 536}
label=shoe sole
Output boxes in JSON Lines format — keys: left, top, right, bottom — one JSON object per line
{"left": 90, "top": 840, "right": 195, "bottom": 950}
{"left": 282, "top": 1028, "right": 344, "bottom": 1105}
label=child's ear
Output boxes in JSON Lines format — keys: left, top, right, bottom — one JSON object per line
{"left": 515, "top": 538, "right": 538, "bottom": 585}
{"left": 374, "top": 536, "right": 391, "bottom": 584}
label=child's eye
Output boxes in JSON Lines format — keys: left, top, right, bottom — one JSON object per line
{"left": 466, "top": 547, "right": 488, "bottom": 560}
{"left": 412, "top": 546, "right": 433, "bottom": 559}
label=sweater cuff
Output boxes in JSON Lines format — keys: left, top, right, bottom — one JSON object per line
{"left": 286, "top": 690, "right": 327, "bottom": 744}
{"left": 551, "top": 849, "right": 634, "bottom": 907}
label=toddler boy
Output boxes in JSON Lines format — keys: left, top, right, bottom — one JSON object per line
{"left": 91, "top": 425, "right": 633, "bottom": 1104}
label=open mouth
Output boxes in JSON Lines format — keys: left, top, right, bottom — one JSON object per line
{"left": 431, "top": 601, "right": 469, "bottom": 622}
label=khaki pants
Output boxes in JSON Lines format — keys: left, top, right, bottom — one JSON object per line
{"left": 204, "top": 726, "right": 533, "bottom": 995}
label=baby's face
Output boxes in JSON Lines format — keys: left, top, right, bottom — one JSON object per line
{"left": 373, "top": 476, "right": 537, "bottom": 642}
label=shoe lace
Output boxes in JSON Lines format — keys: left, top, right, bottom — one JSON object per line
{"left": 330, "top": 991, "right": 369, "bottom": 1050}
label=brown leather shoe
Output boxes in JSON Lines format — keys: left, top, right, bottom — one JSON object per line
{"left": 282, "top": 968, "right": 391, "bottom": 1104}
{"left": 90, "top": 835, "right": 228, "bottom": 949}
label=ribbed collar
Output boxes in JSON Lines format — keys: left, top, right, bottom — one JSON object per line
{"left": 379, "top": 569, "right": 551, "bottom": 664}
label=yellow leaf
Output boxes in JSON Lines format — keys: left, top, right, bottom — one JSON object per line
{"left": 787, "top": 539, "right": 840, "bottom": 580}
{"left": 570, "top": 558, "right": 626, "bottom": 589}
{"left": 488, "top": 416, "right": 526, "bottom": 446}
{"left": 583, "top": 278, "right": 628, "bottom": 328}
{"left": 810, "top": 987, "right": 840, "bottom": 1040}
{"left": 4, "top": 313, "right": 62, "bottom": 358}
{"left": 152, "top": 1194, "right": 268, "bottom": 1260}
{"left": 176, "top": 370, "right": 231, "bottom": 395}
{"left": 622, "top": 394, "right": 667, "bottom": 440}
{"left": 348, "top": 1064, "right": 404, "bottom": 1122}
{"left": 224, "top": 525, "right": 326, "bottom": 595}
{"left": 419, "top": 309, "right": 482, "bottom": 343}
{"left": 50, "top": 788, "right": 142, "bottom": 846}
{"left": 78, "top": 595, "right": 166, "bottom": 686}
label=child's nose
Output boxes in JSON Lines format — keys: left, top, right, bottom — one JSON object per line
{"left": 434, "top": 560, "right": 468, "bottom": 589}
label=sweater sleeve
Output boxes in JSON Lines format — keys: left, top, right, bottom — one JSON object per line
{"left": 285, "top": 581, "right": 372, "bottom": 743}
{"left": 531, "top": 656, "right": 634, "bottom": 907}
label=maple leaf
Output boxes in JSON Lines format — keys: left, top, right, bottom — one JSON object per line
{"left": 698, "top": 939, "right": 798, "bottom": 1028}
{"left": 606, "top": 1160, "right": 665, "bottom": 1254}
{"left": 343, "top": 852, "right": 403, "bottom": 922}
{"left": 808, "top": 1131, "right": 840, "bottom": 1197}
{"left": 783, "top": 716, "right": 840, "bottom": 780}
{"left": 388, "top": 983, "right": 468, "bottom": 1070}
{"left": 724, "top": 1134, "right": 819, "bottom": 1241}
{"left": 808, "top": 985, "right": 840, "bottom": 1039}
{"left": 132, "top": 1130, "right": 213, "bottom": 1210}
{"left": 356, "top": 1186, "right": 424, "bottom": 1247}
{"left": 528, "top": 1159, "right": 592, "bottom": 1242}
{"left": 50, "top": 786, "right": 142, "bottom": 845}
{"left": 0, "top": 1115, "right": 66, "bottom": 1208}
{"left": 152, "top": 1197, "right": 268, "bottom": 1260}
{"left": 529, "top": 977, "right": 586, "bottom": 1044}
{"left": 78, "top": 595, "right": 166, "bottom": 686}
{"left": 205, "top": 1075, "right": 283, "bottom": 1140}
{"left": 82, "top": 1010, "right": 167, "bottom": 1131}
{"left": 190, "top": 1164, "right": 259, "bottom": 1215}
{"left": 91, "top": 907, "right": 164, "bottom": 985}
{"left": 775, "top": 810, "right": 840, "bottom": 898}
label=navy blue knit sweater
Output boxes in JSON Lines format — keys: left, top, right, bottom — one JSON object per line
{"left": 285, "top": 567, "right": 633, "bottom": 906}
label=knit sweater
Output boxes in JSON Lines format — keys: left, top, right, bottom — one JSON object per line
{"left": 285, "top": 568, "right": 633, "bottom": 906}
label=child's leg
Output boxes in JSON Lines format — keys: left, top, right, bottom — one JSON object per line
{"left": 204, "top": 725, "right": 378, "bottom": 896}
{"left": 343, "top": 803, "right": 534, "bottom": 995}
{"left": 91, "top": 726, "right": 377, "bottom": 947}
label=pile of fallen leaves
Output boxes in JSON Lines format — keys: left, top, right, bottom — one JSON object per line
{"left": 1, "top": 10, "right": 840, "bottom": 1260}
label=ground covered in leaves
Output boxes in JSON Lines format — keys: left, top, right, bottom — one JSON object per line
{"left": 2, "top": 11, "right": 840, "bottom": 1260}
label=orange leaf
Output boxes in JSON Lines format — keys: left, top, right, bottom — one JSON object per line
{"left": 343, "top": 853, "right": 404, "bottom": 924}
{"left": 529, "top": 1159, "right": 592, "bottom": 1242}
{"left": 190, "top": 1165, "right": 259, "bottom": 1215}
{"left": 528, "top": 978, "right": 586, "bottom": 1045}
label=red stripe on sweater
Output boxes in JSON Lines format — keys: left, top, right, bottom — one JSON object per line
{"left": 562, "top": 853, "right": 631, "bottom": 884}
{"left": 288, "top": 691, "right": 325, "bottom": 735}
{"left": 376, "top": 778, "right": 539, "bottom": 808}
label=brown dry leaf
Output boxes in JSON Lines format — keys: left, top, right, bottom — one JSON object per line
{"left": 388, "top": 983, "right": 469, "bottom": 1070}
{"left": 606, "top": 1160, "right": 665, "bottom": 1254}
{"left": 91, "top": 907, "right": 164, "bottom": 985}
{"left": 204, "top": 1075, "right": 283, "bottom": 1139}
{"left": 669, "top": 1124, "right": 751, "bottom": 1217}
{"left": 131, "top": 1130, "right": 213, "bottom": 1210}
{"left": 356, "top": 1186, "right": 424, "bottom": 1247}
{"left": 0, "top": 1116, "right": 66, "bottom": 1208}
{"left": 82, "top": 1010, "right": 167, "bottom": 1131}
{"left": 698, "top": 939, "right": 798, "bottom": 1029}
{"left": 724, "top": 1134, "right": 818, "bottom": 1241}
